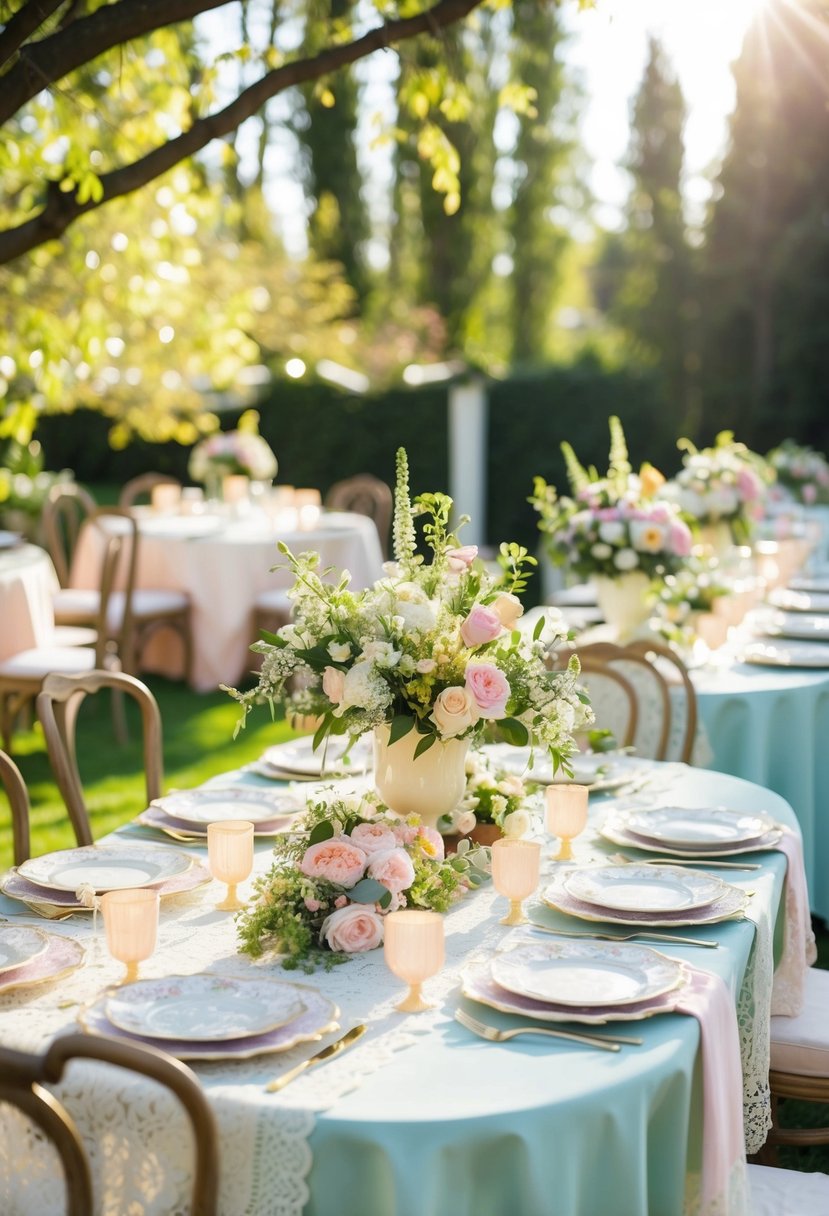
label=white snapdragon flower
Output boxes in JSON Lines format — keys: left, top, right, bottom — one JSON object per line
{"left": 613, "top": 548, "right": 639, "bottom": 571}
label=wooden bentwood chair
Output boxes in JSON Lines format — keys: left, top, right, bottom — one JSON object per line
{"left": 0, "top": 747, "right": 31, "bottom": 866}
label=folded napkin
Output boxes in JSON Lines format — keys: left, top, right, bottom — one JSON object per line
{"left": 675, "top": 967, "right": 748, "bottom": 1214}
{"left": 770, "top": 828, "right": 818, "bottom": 1016}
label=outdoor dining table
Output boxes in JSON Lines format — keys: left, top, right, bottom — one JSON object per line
{"left": 0, "top": 759, "right": 813, "bottom": 1216}
{"left": 0, "top": 542, "right": 59, "bottom": 661}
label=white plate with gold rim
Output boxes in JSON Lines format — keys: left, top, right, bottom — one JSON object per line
{"left": 564, "top": 865, "right": 726, "bottom": 914}
{"left": 151, "top": 787, "right": 303, "bottom": 827}
{"left": 0, "top": 925, "right": 49, "bottom": 975}
{"left": 490, "top": 940, "right": 684, "bottom": 1008}
{"left": 105, "top": 975, "right": 307, "bottom": 1043}
{"left": 262, "top": 735, "right": 371, "bottom": 777}
{"left": 754, "top": 610, "right": 829, "bottom": 641}
{"left": 543, "top": 870, "right": 748, "bottom": 927}
{"left": 742, "top": 640, "right": 829, "bottom": 669}
{"left": 18, "top": 845, "right": 193, "bottom": 894}
{"left": 482, "top": 745, "right": 642, "bottom": 790}
{"left": 621, "top": 806, "right": 775, "bottom": 850}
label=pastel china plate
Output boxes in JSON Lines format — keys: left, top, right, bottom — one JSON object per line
{"left": 152, "top": 787, "right": 303, "bottom": 827}
{"left": 138, "top": 805, "right": 296, "bottom": 839}
{"left": 483, "top": 745, "right": 640, "bottom": 790}
{"left": 768, "top": 588, "right": 829, "bottom": 614}
{"left": 490, "top": 940, "right": 683, "bottom": 1008}
{"left": 600, "top": 815, "right": 783, "bottom": 860}
{"left": 0, "top": 925, "right": 49, "bottom": 974}
{"left": 1, "top": 860, "right": 211, "bottom": 909}
{"left": 620, "top": 806, "right": 775, "bottom": 849}
{"left": 79, "top": 983, "right": 338, "bottom": 1061}
{"left": 789, "top": 577, "right": 829, "bottom": 594}
{"left": 543, "top": 870, "right": 748, "bottom": 927}
{"left": 754, "top": 610, "right": 829, "bottom": 641}
{"left": 563, "top": 865, "right": 726, "bottom": 914}
{"left": 0, "top": 934, "right": 85, "bottom": 993}
{"left": 262, "top": 735, "right": 371, "bottom": 776}
{"left": 105, "top": 975, "right": 307, "bottom": 1042}
{"left": 742, "top": 640, "right": 829, "bottom": 669}
{"left": 18, "top": 845, "right": 193, "bottom": 893}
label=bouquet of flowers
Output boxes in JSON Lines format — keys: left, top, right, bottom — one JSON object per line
{"left": 188, "top": 410, "right": 277, "bottom": 485}
{"left": 647, "top": 555, "right": 730, "bottom": 647}
{"left": 767, "top": 440, "right": 829, "bottom": 506}
{"left": 440, "top": 752, "right": 530, "bottom": 839}
{"left": 530, "top": 417, "right": 693, "bottom": 581}
{"left": 661, "top": 432, "right": 771, "bottom": 541}
{"left": 236, "top": 790, "right": 489, "bottom": 968}
{"left": 228, "top": 448, "right": 590, "bottom": 767}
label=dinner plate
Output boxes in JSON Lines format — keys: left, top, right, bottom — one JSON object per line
{"left": 79, "top": 982, "right": 338, "bottom": 1061}
{"left": 461, "top": 960, "right": 688, "bottom": 1025}
{"left": 1, "top": 860, "right": 211, "bottom": 910}
{"left": 789, "top": 577, "right": 829, "bottom": 594}
{"left": 600, "top": 816, "right": 783, "bottom": 859}
{"left": 767, "top": 588, "right": 829, "bottom": 614}
{"left": 138, "top": 804, "right": 297, "bottom": 840}
{"left": 105, "top": 975, "right": 307, "bottom": 1042}
{"left": 741, "top": 640, "right": 829, "bottom": 669}
{"left": 563, "top": 865, "right": 726, "bottom": 914}
{"left": 490, "top": 940, "right": 683, "bottom": 1008}
{"left": 138, "top": 516, "right": 222, "bottom": 539}
{"left": 0, "top": 934, "right": 85, "bottom": 994}
{"left": 753, "top": 611, "right": 829, "bottom": 642}
{"left": 0, "top": 530, "right": 21, "bottom": 549}
{"left": 262, "top": 735, "right": 371, "bottom": 777}
{"left": 620, "top": 806, "right": 776, "bottom": 850}
{"left": 151, "top": 787, "right": 303, "bottom": 827}
{"left": 481, "top": 745, "right": 642, "bottom": 791}
{"left": 0, "top": 925, "right": 49, "bottom": 975}
{"left": 543, "top": 869, "right": 748, "bottom": 927}
{"left": 18, "top": 845, "right": 193, "bottom": 893}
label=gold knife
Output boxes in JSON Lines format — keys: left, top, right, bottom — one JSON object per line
{"left": 265, "top": 1024, "right": 367, "bottom": 1093}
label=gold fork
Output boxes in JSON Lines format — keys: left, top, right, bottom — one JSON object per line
{"left": 455, "top": 1007, "right": 642, "bottom": 1051}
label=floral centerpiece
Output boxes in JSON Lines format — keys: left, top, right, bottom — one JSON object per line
{"left": 660, "top": 431, "right": 771, "bottom": 546}
{"left": 648, "top": 555, "right": 731, "bottom": 651}
{"left": 227, "top": 448, "right": 590, "bottom": 826}
{"left": 187, "top": 410, "right": 277, "bottom": 492}
{"left": 439, "top": 751, "right": 530, "bottom": 843}
{"left": 767, "top": 440, "right": 829, "bottom": 507}
{"left": 236, "top": 790, "right": 489, "bottom": 968}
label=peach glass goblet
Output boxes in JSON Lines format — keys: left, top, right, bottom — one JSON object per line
{"left": 383, "top": 910, "right": 445, "bottom": 1013}
{"left": 101, "top": 888, "right": 159, "bottom": 984}
{"left": 207, "top": 820, "right": 254, "bottom": 911}
{"left": 490, "top": 838, "right": 541, "bottom": 925}
{"left": 545, "top": 784, "right": 589, "bottom": 861}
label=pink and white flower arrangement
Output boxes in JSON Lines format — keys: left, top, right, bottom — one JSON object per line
{"left": 229, "top": 448, "right": 590, "bottom": 768}
{"left": 531, "top": 417, "right": 693, "bottom": 581}
{"left": 188, "top": 411, "right": 277, "bottom": 484}
{"left": 236, "top": 791, "right": 489, "bottom": 968}
{"left": 660, "top": 431, "right": 773, "bottom": 541}
{"left": 767, "top": 440, "right": 829, "bottom": 507}
{"left": 440, "top": 750, "right": 531, "bottom": 838}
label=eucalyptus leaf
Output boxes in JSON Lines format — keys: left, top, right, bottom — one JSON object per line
{"left": 349, "top": 877, "right": 390, "bottom": 905}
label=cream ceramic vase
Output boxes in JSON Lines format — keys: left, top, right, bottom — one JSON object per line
{"left": 697, "top": 521, "right": 735, "bottom": 559}
{"left": 591, "top": 571, "right": 652, "bottom": 641}
{"left": 373, "top": 722, "right": 469, "bottom": 830}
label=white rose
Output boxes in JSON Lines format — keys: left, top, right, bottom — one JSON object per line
{"left": 453, "top": 809, "right": 479, "bottom": 835}
{"left": 491, "top": 593, "right": 524, "bottom": 628}
{"left": 591, "top": 543, "right": 613, "bottom": 560}
{"left": 502, "top": 809, "right": 531, "bottom": 838}
{"left": 598, "top": 521, "right": 625, "bottom": 545}
{"left": 327, "top": 641, "right": 352, "bottom": 662}
{"left": 613, "top": 548, "right": 639, "bottom": 571}
{"left": 431, "top": 686, "right": 480, "bottom": 738}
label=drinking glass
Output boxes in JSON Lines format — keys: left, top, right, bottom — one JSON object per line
{"left": 101, "top": 888, "right": 159, "bottom": 983}
{"left": 545, "top": 784, "right": 589, "bottom": 861}
{"left": 490, "top": 838, "right": 541, "bottom": 925}
{"left": 207, "top": 820, "right": 254, "bottom": 911}
{"left": 384, "top": 910, "right": 445, "bottom": 1012}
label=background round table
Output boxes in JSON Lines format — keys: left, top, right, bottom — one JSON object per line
{"left": 0, "top": 543, "right": 58, "bottom": 661}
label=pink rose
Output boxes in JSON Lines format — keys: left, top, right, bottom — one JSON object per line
{"left": 461, "top": 603, "right": 503, "bottom": 648}
{"left": 417, "top": 826, "right": 445, "bottom": 861}
{"left": 491, "top": 592, "right": 524, "bottom": 628}
{"left": 299, "top": 838, "right": 367, "bottom": 888}
{"left": 669, "top": 520, "right": 693, "bottom": 557}
{"left": 416, "top": 658, "right": 436, "bottom": 674}
{"left": 321, "top": 904, "right": 384, "bottom": 952}
{"left": 368, "top": 848, "right": 416, "bottom": 894}
{"left": 465, "top": 662, "right": 510, "bottom": 719}
{"left": 349, "top": 822, "right": 399, "bottom": 857}
{"left": 432, "top": 685, "right": 480, "bottom": 737}
{"left": 446, "top": 545, "right": 478, "bottom": 572}
{"left": 304, "top": 897, "right": 322, "bottom": 912}
{"left": 737, "top": 467, "right": 762, "bottom": 501}
{"left": 803, "top": 484, "right": 818, "bottom": 504}
{"left": 322, "top": 665, "right": 345, "bottom": 706}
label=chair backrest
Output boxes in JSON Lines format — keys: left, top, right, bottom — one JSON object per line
{"left": 0, "top": 747, "right": 31, "bottom": 866}
{"left": 576, "top": 657, "right": 638, "bottom": 750}
{"left": 36, "top": 670, "right": 163, "bottom": 848}
{"left": 119, "top": 472, "right": 182, "bottom": 509}
{"left": 627, "top": 639, "right": 699, "bottom": 764}
{"left": 0, "top": 1031, "right": 218, "bottom": 1216}
{"left": 325, "top": 474, "right": 393, "bottom": 558}
{"left": 42, "top": 484, "right": 97, "bottom": 588}
{"left": 577, "top": 643, "right": 672, "bottom": 760}
{"left": 79, "top": 507, "right": 142, "bottom": 667}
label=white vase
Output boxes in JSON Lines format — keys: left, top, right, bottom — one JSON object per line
{"left": 591, "top": 572, "right": 652, "bottom": 641}
{"left": 373, "top": 723, "right": 469, "bottom": 830}
{"left": 697, "top": 521, "right": 735, "bottom": 559}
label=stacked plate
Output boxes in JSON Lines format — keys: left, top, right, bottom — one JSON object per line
{"left": 601, "top": 804, "right": 781, "bottom": 859}
{"left": 0, "top": 925, "right": 85, "bottom": 993}
{"left": 767, "top": 587, "right": 829, "bottom": 614}
{"left": 79, "top": 973, "right": 338, "bottom": 1061}
{"left": 543, "top": 864, "right": 747, "bottom": 928}
{"left": 481, "top": 745, "right": 645, "bottom": 792}
{"left": 751, "top": 609, "right": 829, "bottom": 642}
{"left": 253, "top": 735, "right": 372, "bottom": 781}
{"left": 0, "top": 844, "right": 210, "bottom": 912}
{"left": 789, "top": 576, "right": 829, "bottom": 594}
{"left": 741, "top": 638, "right": 829, "bottom": 668}
{"left": 140, "top": 787, "right": 304, "bottom": 840}
{"left": 462, "top": 939, "right": 687, "bottom": 1025}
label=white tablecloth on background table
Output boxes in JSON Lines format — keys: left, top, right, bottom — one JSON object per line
{"left": 0, "top": 544, "right": 59, "bottom": 662}
{"left": 70, "top": 510, "right": 385, "bottom": 692}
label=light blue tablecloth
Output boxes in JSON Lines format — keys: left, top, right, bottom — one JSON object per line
{"left": 693, "top": 662, "right": 829, "bottom": 920}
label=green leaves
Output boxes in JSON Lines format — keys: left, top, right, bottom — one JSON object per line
{"left": 496, "top": 717, "right": 529, "bottom": 747}
{"left": 308, "top": 820, "right": 335, "bottom": 845}
{"left": 388, "top": 714, "right": 415, "bottom": 746}
{"left": 413, "top": 733, "right": 437, "bottom": 759}
{"left": 349, "top": 878, "right": 392, "bottom": 909}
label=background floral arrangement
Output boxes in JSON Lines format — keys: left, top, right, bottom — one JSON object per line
{"left": 767, "top": 440, "right": 829, "bottom": 506}
{"left": 0, "top": 439, "right": 73, "bottom": 530}
{"left": 647, "top": 556, "right": 730, "bottom": 647}
{"left": 188, "top": 410, "right": 277, "bottom": 484}
{"left": 228, "top": 447, "right": 590, "bottom": 768}
{"left": 660, "top": 431, "right": 772, "bottom": 541}
{"left": 236, "top": 791, "right": 489, "bottom": 968}
{"left": 531, "top": 416, "right": 693, "bottom": 582}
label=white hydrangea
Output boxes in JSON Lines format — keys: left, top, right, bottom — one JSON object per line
{"left": 613, "top": 548, "right": 639, "bottom": 571}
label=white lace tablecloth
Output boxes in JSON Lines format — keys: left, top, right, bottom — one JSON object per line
{"left": 0, "top": 762, "right": 813, "bottom": 1216}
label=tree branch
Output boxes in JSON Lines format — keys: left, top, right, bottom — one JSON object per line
{"left": 0, "top": 0, "right": 484, "bottom": 266}
{"left": 0, "top": 0, "right": 67, "bottom": 70}
{"left": 0, "top": 0, "right": 233, "bottom": 123}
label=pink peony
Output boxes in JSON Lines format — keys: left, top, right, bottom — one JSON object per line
{"left": 460, "top": 603, "right": 503, "bottom": 648}
{"left": 417, "top": 826, "right": 445, "bottom": 861}
{"left": 465, "top": 662, "right": 510, "bottom": 719}
{"left": 322, "top": 665, "right": 345, "bottom": 706}
{"left": 321, "top": 904, "right": 384, "bottom": 952}
{"left": 669, "top": 520, "right": 693, "bottom": 557}
{"left": 392, "top": 823, "right": 420, "bottom": 845}
{"left": 299, "top": 838, "right": 367, "bottom": 888}
{"left": 368, "top": 848, "right": 416, "bottom": 894}
{"left": 349, "top": 822, "right": 400, "bottom": 857}
{"left": 446, "top": 545, "right": 478, "bottom": 572}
